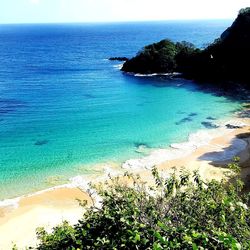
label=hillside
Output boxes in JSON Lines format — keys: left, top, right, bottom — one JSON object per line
{"left": 122, "top": 8, "right": 250, "bottom": 88}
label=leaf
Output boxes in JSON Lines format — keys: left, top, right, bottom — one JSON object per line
{"left": 157, "top": 221, "right": 168, "bottom": 231}
{"left": 134, "top": 233, "right": 141, "bottom": 242}
{"left": 232, "top": 242, "right": 242, "bottom": 250}
{"left": 192, "top": 243, "right": 198, "bottom": 250}
{"left": 153, "top": 242, "right": 163, "bottom": 250}
{"left": 154, "top": 231, "right": 167, "bottom": 245}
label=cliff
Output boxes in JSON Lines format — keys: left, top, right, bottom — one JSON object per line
{"left": 122, "top": 8, "right": 250, "bottom": 88}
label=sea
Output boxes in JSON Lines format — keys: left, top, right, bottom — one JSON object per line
{"left": 0, "top": 20, "right": 243, "bottom": 200}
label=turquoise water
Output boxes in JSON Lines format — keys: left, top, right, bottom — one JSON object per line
{"left": 0, "top": 21, "right": 242, "bottom": 199}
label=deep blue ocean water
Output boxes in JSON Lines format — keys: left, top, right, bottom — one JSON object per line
{"left": 0, "top": 20, "right": 242, "bottom": 199}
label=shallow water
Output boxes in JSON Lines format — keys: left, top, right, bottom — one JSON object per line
{"left": 0, "top": 20, "right": 242, "bottom": 199}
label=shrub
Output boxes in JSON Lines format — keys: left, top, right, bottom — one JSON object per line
{"left": 36, "top": 160, "right": 250, "bottom": 249}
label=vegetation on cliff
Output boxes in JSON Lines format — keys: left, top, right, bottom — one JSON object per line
{"left": 121, "top": 40, "right": 198, "bottom": 74}
{"left": 35, "top": 160, "right": 250, "bottom": 249}
{"left": 122, "top": 8, "right": 250, "bottom": 88}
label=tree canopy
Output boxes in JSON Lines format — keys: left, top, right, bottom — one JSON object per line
{"left": 122, "top": 39, "right": 198, "bottom": 74}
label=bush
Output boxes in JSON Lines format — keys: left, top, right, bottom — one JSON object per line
{"left": 36, "top": 160, "right": 250, "bottom": 249}
{"left": 121, "top": 39, "right": 197, "bottom": 74}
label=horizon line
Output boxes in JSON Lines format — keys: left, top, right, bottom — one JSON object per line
{"left": 0, "top": 18, "right": 234, "bottom": 26}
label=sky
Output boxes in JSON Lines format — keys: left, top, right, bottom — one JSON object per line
{"left": 0, "top": 0, "right": 249, "bottom": 24}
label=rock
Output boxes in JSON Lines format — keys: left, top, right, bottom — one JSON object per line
{"left": 206, "top": 116, "right": 217, "bottom": 120}
{"left": 201, "top": 121, "right": 219, "bottom": 129}
{"left": 188, "top": 112, "right": 198, "bottom": 117}
{"left": 238, "top": 109, "right": 250, "bottom": 118}
{"left": 134, "top": 144, "right": 151, "bottom": 155}
{"left": 226, "top": 124, "right": 241, "bottom": 129}
{"left": 109, "top": 57, "right": 128, "bottom": 61}
{"left": 34, "top": 140, "right": 49, "bottom": 146}
{"left": 175, "top": 117, "right": 192, "bottom": 125}
{"left": 225, "top": 121, "right": 246, "bottom": 129}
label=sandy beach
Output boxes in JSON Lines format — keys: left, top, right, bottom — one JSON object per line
{"left": 0, "top": 188, "right": 91, "bottom": 249}
{"left": 0, "top": 115, "right": 250, "bottom": 249}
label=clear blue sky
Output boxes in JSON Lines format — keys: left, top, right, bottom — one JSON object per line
{"left": 1, "top": 0, "right": 249, "bottom": 24}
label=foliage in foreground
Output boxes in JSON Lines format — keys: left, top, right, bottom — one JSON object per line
{"left": 36, "top": 160, "right": 250, "bottom": 249}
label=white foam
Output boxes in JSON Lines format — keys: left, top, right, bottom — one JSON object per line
{"left": 122, "top": 120, "right": 250, "bottom": 171}
{"left": 171, "top": 142, "right": 197, "bottom": 151}
{"left": 122, "top": 128, "right": 229, "bottom": 171}
{"left": 69, "top": 175, "right": 102, "bottom": 208}
{"left": 69, "top": 176, "right": 90, "bottom": 190}
{"left": 134, "top": 72, "right": 181, "bottom": 77}
{"left": 122, "top": 147, "right": 192, "bottom": 170}
{"left": 135, "top": 144, "right": 151, "bottom": 154}
{"left": 0, "top": 197, "right": 20, "bottom": 209}
{"left": 0, "top": 163, "right": 120, "bottom": 209}
{"left": 0, "top": 184, "right": 73, "bottom": 209}
{"left": 113, "top": 63, "right": 123, "bottom": 70}
{"left": 225, "top": 120, "right": 247, "bottom": 128}
{"left": 0, "top": 181, "right": 80, "bottom": 209}
{"left": 215, "top": 119, "right": 248, "bottom": 128}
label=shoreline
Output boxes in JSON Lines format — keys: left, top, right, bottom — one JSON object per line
{"left": 0, "top": 114, "right": 246, "bottom": 208}
{"left": 0, "top": 113, "right": 250, "bottom": 248}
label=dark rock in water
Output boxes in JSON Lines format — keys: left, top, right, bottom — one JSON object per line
{"left": 226, "top": 124, "right": 241, "bottom": 129}
{"left": 238, "top": 109, "right": 250, "bottom": 118}
{"left": 109, "top": 57, "right": 128, "bottom": 61}
{"left": 175, "top": 117, "right": 192, "bottom": 125}
{"left": 188, "top": 112, "right": 198, "bottom": 117}
{"left": 134, "top": 142, "right": 151, "bottom": 155}
{"left": 34, "top": 140, "right": 49, "bottom": 146}
{"left": 206, "top": 116, "right": 217, "bottom": 120}
{"left": 243, "top": 104, "right": 250, "bottom": 109}
{"left": 134, "top": 142, "right": 150, "bottom": 148}
{"left": 83, "top": 93, "right": 95, "bottom": 99}
{"left": 201, "top": 121, "right": 219, "bottom": 129}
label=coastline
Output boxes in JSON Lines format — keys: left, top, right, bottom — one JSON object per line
{"left": 0, "top": 112, "right": 250, "bottom": 248}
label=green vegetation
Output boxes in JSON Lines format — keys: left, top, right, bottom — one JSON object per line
{"left": 35, "top": 159, "right": 250, "bottom": 249}
{"left": 122, "top": 8, "right": 250, "bottom": 88}
{"left": 121, "top": 39, "right": 199, "bottom": 74}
